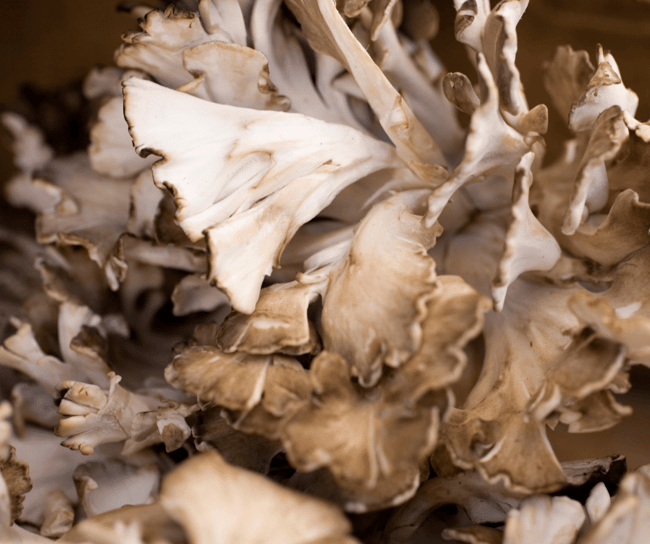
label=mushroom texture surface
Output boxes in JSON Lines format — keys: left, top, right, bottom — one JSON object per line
{"left": 2, "top": 0, "right": 650, "bottom": 543}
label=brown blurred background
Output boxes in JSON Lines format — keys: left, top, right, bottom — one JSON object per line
{"left": 0, "top": 1, "right": 129, "bottom": 105}
{"left": 0, "top": 0, "right": 138, "bottom": 182}
{"left": 1, "top": 0, "right": 650, "bottom": 468}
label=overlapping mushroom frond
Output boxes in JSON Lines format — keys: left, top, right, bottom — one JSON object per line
{"left": 61, "top": 451, "right": 360, "bottom": 544}
{"left": 3, "top": 0, "right": 650, "bottom": 542}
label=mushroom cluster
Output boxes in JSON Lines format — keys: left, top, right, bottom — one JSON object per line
{"left": 1, "top": 0, "right": 650, "bottom": 542}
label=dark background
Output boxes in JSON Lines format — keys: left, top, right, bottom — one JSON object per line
{"left": 0, "top": 0, "right": 137, "bottom": 181}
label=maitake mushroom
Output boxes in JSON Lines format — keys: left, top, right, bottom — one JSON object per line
{"left": 2, "top": 0, "right": 650, "bottom": 542}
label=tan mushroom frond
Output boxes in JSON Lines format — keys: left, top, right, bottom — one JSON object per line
{"left": 179, "top": 41, "right": 289, "bottom": 111}
{"left": 166, "top": 346, "right": 312, "bottom": 439}
{"left": 116, "top": 6, "right": 218, "bottom": 88}
{"left": 491, "top": 152, "right": 561, "bottom": 311}
{"left": 55, "top": 372, "right": 194, "bottom": 455}
{"left": 579, "top": 465, "right": 650, "bottom": 544}
{"left": 63, "top": 451, "right": 360, "bottom": 544}
{"left": 543, "top": 45, "right": 596, "bottom": 125}
{"left": 425, "top": 54, "right": 534, "bottom": 226}
{"left": 502, "top": 495, "right": 585, "bottom": 544}
{"left": 562, "top": 106, "right": 629, "bottom": 236}
{"left": 443, "top": 278, "right": 627, "bottom": 494}
{"left": 0, "top": 446, "right": 32, "bottom": 524}
{"left": 285, "top": 0, "right": 447, "bottom": 171}
{"left": 281, "top": 352, "right": 445, "bottom": 512}
{"left": 217, "top": 274, "right": 326, "bottom": 356}
{"left": 321, "top": 191, "right": 440, "bottom": 386}
{"left": 569, "top": 46, "right": 638, "bottom": 134}
{"left": 123, "top": 78, "right": 402, "bottom": 313}
{"left": 0, "top": 301, "right": 112, "bottom": 394}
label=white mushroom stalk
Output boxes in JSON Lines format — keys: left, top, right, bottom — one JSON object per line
{"left": 1, "top": 0, "right": 650, "bottom": 542}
